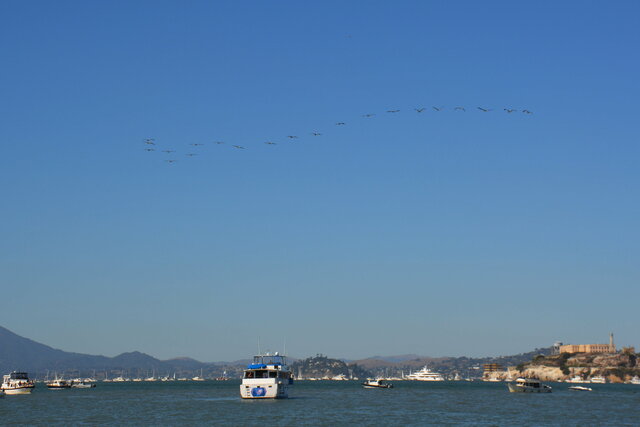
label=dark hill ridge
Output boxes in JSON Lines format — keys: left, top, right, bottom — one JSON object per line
{"left": 0, "top": 326, "right": 211, "bottom": 376}
{"left": 1, "top": 325, "right": 552, "bottom": 379}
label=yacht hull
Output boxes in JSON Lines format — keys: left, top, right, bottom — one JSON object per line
{"left": 240, "top": 382, "right": 289, "bottom": 399}
{"left": 3, "top": 387, "right": 33, "bottom": 395}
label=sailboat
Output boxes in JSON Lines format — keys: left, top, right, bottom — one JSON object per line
{"left": 192, "top": 368, "right": 205, "bottom": 381}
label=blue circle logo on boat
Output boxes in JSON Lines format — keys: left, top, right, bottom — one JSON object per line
{"left": 251, "top": 387, "right": 266, "bottom": 397}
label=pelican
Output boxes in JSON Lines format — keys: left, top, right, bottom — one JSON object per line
{"left": 186, "top": 153, "right": 197, "bottom": 157}
{"left": 386, "top": 109, "right": 400, "bottom": 113}
{"left": 311, "top": 132, "right": 322, "bottom": 136}
{"left": 336, "top": 122, "right": 346, "bottom": 125}
{"left": 454, "top": 106, "right": 466, "bottom": 112}
{"left": 190, "top": 143, "right": 204, "bottom": 146}
{"left": 477, "top": 107, "right": 491, "bottom": 112}
{"left": 264, "top": 141, "right": 277, "bottom": 145}
{"left": 287, "top": 135, "right": 298, "bottom": 139}
{"left": 432, "top": 106, "right": 442, "bottom": 111}
{"left": 144, "top": 148, "right": 155, "bottom": 152}
{"left": 504, "top": 108, "right": 517, "bottom": 113}
{"left": 414, "top": 108, "right": 425, "bottom": 113}
{"left": 522, "top": 109, "right": 533, "bottom": 114}
{"left": 162, "top": 150, "right": 175, "bottom": 153}
{"left": 214, "top": 141, "right": 225, "bottom": 144}
{"left": 165, "top": 160, "right": 177, "bottom": 164}
{"left": 232, "top": 145, "right": 245, "bottom": 149}
{"left": 144, "top": 138, "right": 156, "bottom": 145}
{"left": 362, "top": 114, "right": 375, "bottom": 118}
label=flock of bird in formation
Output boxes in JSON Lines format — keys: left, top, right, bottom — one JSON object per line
{"left": 142, "top": 106, "right": 534, "bottom": 164}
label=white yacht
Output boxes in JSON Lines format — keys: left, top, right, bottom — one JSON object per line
{"left": 404, "top": 366, "right": 445, "bottom": 381}
{"left": 629, "top": 376, "right": 640, "bottom": 385}
{"left": 590, "top": 376, "right": 606, "bottom": 384}
{"left": 507, "top": 378, "right": 552, "bottom": 393}
{"left": 565, "top": 375, "right": 589, "bottom": 383}
{"left": 2, "top": 372, "right": 36, "bottom": 395}
{"left": 240, "top": 352, "right": 293, "bottom": 399}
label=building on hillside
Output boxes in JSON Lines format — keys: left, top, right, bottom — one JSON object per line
{"left": 559, "top": 333, "right": 616, "bottom": 354}
{"left": 482, "top": 364, "right": 502, "bottom": 373}
{"left": 552, "top": 341, "right": 563, "bottom": 355}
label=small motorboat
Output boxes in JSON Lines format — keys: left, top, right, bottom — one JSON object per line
{"left": 363, "top": 379, "right": 393, "bottom": 389}
{"left": 71, "top": 379, "right": 96, "bottom": 388}
{"left": 47, "top": 379, "right": 72, "bottom": 389}
{"left": 568, "top": 386, "right": 593, "bottom": 392}
{"left": 507, "top": 378, "right": 552, "bottom": 393}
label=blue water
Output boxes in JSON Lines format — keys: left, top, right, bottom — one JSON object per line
{"left": 2, "top": 381, "right": 639, "bottom": 426}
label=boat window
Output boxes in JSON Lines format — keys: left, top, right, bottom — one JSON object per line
{"left": 269, "top": 371, "right": 277, "bottom": 378}
{"left": 244, "top": 371, "right": 255, "bottom": 379}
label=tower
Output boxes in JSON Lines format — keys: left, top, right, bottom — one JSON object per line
{"left": 609, "top": 332, "right": 615, "bottom": 353}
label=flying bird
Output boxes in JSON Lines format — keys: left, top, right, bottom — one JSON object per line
{"left": 414, "top": 108, "right": 425, "bottom": 113}
{"left": 432, "top": 106, "right": 442, "bottom": 111}
{"left": 264, "top": 141, "right": 277, "bottom": 145}
{"left": 144, "top": 138, "right": 156, "bottom": 145}
{"left": 186, "top": 153, "right": 197, "bottom": 157}
{"left": 287, "top": 135, "right": 298, "bottom": 139}
{"left": 335, "top": 122, "right": 346, "bottom": 125}
{"left": 386, "top": 109, "right": 400, "bottom": 113}
{"left": 454, "top": 106, "right": 466, "bottom": 112}
{"left": 504, "top": 108, "right": 517, "bottom": 113}
{"left": 144, "top": 148, "right": 155, "bottom": 152}
{"left": 214, "top": 141, "right": 225, "bottom": 145}
{"left": 362, "top": 114, "right": 375, "bottom": 118}
{"left": 190, "top": 143, "right": 204, "bottom": 146}
{"left": 477, "top": 107, "right": 491, "bottom": 112}
{"left": 311, "top": 132, "right": 322, "bottom": 136}
{"left": 232, "top": 145, "right": 245, "bottom": 149}
{"left": 522, "top": 109, "right": 533, "bottom": 114}
{"left": 162, "top": 150, "right": 175, "bottom": 153}
{"left": 165, "top": 160, "right": 177, "bottom": 164}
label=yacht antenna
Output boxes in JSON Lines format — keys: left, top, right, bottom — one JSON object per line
{"left": 257, "top": 336, "right": 261, "bottom": 355}
{"left": 284, "top": 337, "right": 287, "bottom": 356}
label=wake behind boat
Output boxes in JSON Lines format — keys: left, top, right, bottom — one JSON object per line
{"left": 240, "top": 352, "right": 293, "bottom": 399}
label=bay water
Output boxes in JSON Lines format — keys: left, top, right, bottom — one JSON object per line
{"left": 2, "top": 381, "right": 639, "bottom": 425}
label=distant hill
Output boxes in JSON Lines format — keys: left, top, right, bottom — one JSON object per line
{"left": 0, "top": 325, "right": 215, "bottom": 377}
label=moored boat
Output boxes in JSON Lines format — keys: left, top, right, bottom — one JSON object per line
{"left": 2, "top": 372, "right": 35, "bottom": 395}
{"left": 47, "top": 377, "right": 72, "bottom": 389}
{"left": 590, "top": 376, "right": 606, "bottom": 384}
{"left": 507, "top": 378, "right": 552, "bottom": 393}
{"left": 240, "top": 352, "right": 293, "bottom": 399}
{"left": 404, "top": 366, "right": 445, "bottom": 381}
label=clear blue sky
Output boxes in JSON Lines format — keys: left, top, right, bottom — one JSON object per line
{"left": 1, "top": 0, "right": 638, "bottom": 361}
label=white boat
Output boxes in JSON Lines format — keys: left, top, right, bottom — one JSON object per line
{"left": 569, "top": 385, "right": 592, "bottom": 391}
{"left": 590, "top": 376, "right": 606, "bottom": 384}
{"left": 71, "top": 379, "right": 96, "bottom": 388}
{"left": 2, "top": 372, "right": 36, "bottom": 395}
{"left": 565, "top": 375, "right": 589, "bottom": 383}
{"left": 629, "top": 376, "right": 640, "bottom": 385}
{"left": 362, "top": 379, "right": 393, "bottom": 389}
{"left": 47, "top": 377, "right": 72, "bottom": 389}
{"left": 240, "top": 352, "right": 293, "bottom": 399}
{"left": 507, "top": 378, "right": 552, "bottom": 393}
{"left": 192, "top": 369, "right": 205, "bottom": 381}
{"left": 404, "top": 366, "right": 445, "bottom": 381}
